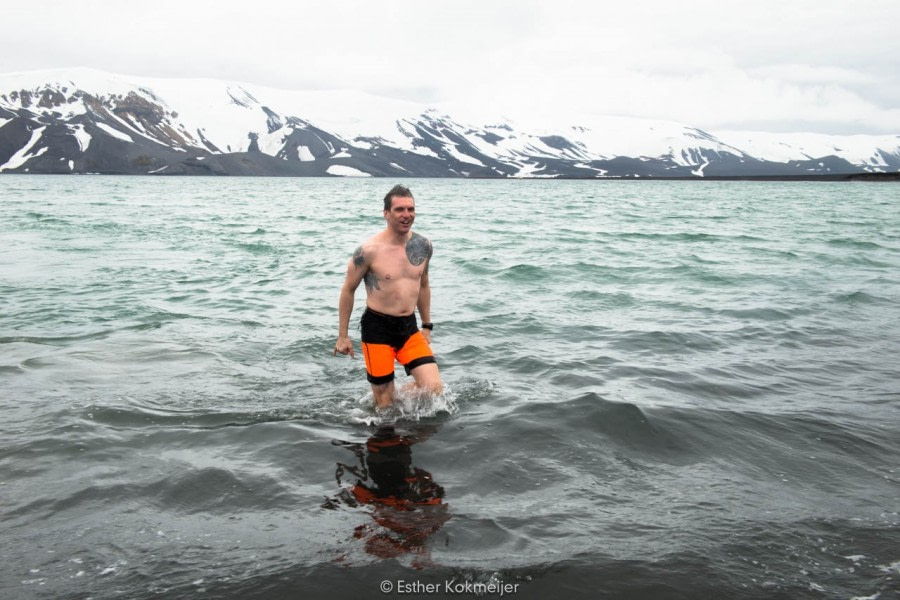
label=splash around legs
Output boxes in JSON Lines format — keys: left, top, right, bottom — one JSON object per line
{"left": 371, "top": 363, "right": 443, "bottom": 410}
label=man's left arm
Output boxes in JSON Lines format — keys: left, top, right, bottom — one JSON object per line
{"left": 417, "top": 259, "right": 433, "bottom": 343}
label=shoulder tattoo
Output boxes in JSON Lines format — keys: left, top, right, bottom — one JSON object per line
{"left": 352, "top": 246, "right": 365, "bottom": 270}
{"left": 406, "top": 233, "right": 432, "bottom": 267}
{"left": 354, "top": 245, "right": 380, "bottom": 290}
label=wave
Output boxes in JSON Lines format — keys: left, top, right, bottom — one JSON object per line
{"left": 497, "top": 263, "right": 547, "bottom": 282}
{"left": 830, "top": 290, "right": 893, "bottom": 305}
{"left": 606, "top": 329, "right": 727, "bottom": 354}
{"left": 826, "top": 238, "right": 885, "bottom": 250}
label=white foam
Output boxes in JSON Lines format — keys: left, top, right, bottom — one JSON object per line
{"left": 877, "top": 560, "right": 900, "bottom": 574}
{"left": 348, "top": 385, "right": 458, "bottom": 426}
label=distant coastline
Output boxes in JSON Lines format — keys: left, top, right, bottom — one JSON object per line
{"left": 2, "top": 171, "right": 898, "bottom": 181}
{"left": 553, "top": 172, "right": 900, "bottom": 182}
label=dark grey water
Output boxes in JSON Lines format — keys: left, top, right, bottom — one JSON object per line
{"left": 1, "top": 176, "right": 898, "bottom": 599}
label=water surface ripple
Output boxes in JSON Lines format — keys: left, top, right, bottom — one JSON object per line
{"left": 1, "top": 176, "right": 898, "bottom": 599}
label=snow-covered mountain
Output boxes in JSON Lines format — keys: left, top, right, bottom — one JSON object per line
{"left": 1, "top": 68, "right": 898, "bottom": 178}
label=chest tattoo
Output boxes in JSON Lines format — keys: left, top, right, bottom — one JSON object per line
{"left": 364, "top": 270, "right": 381, "bottom": 291}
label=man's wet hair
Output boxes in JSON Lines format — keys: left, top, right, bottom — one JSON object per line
{"left": 384, "top": 185, "right": 414, "bottom": 211}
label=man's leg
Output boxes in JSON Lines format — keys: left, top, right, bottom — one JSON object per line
{"left": 362, "top": 339, "right": 396, "bottom": 409}
{"left": 371, "top": 381, "right": 395, "bottom": 409}
{"left": 398, "top": 331, "right": 442, "bottom": 396}
{"left": 408, "top": 362, "right": 443, "bottom": 396}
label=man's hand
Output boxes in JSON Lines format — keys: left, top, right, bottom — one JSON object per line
{"left": 334, "top": 335, "right": 355, "bottom": 358}
{"left": 421, "top": 329, "right": 432, "bottom": 345}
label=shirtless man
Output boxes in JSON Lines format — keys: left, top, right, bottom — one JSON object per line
{"left": 333, "top": 185, "right": 443, "bottom": 408}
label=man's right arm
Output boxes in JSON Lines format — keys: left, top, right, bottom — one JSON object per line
{"left": 334, "top": 246, "right": 368, "bottom": 357}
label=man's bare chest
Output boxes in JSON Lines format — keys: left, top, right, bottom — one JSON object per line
{"left": 369, "top": 246, "right": 424, "bottom": 282}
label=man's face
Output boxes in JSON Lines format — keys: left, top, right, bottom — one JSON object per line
{"left": 385, "top": 196, "right": 415, "bottom": 234}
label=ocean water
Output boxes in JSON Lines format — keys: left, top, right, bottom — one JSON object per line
{"left": 1, "top": 175, "right": 898, "bottom": 600}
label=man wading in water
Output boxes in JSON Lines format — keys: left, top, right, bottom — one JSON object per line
{"left": 333, "top": 185, "right": 443, "bottom": 408}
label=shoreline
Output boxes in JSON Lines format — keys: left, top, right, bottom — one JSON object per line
{"left": 1, "top": 171, "right": 898, "bottom": 182}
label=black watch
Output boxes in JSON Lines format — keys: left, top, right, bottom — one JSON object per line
{"left": 421, "top": 322, "right": 434, "bottom": 330}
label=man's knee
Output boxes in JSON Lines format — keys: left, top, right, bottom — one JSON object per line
{"left": 410, "top": 363, "right": 442, "bottom": 394}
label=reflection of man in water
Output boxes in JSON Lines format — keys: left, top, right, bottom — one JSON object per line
{"left": 327, "top": 425, "right": 449, "bottom": 566}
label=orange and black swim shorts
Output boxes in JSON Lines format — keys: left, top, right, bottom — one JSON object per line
{"left": 360, "top": 307, "right": 436, "bottom": 385}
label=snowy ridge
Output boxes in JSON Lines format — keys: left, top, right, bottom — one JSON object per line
{"left": 715, "top": 130, "right": 900, "bottom": 168}
{"left": 1, "top": 68, "right": 898, "bottom": 177}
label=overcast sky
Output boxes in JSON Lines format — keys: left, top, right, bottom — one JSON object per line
{"left": 2, "top": 0, "right": 898, "bottom": 135}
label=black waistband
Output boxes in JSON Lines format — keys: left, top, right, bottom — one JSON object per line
{"left": 364, "top": 307, "right": 415, "bottom": 321}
